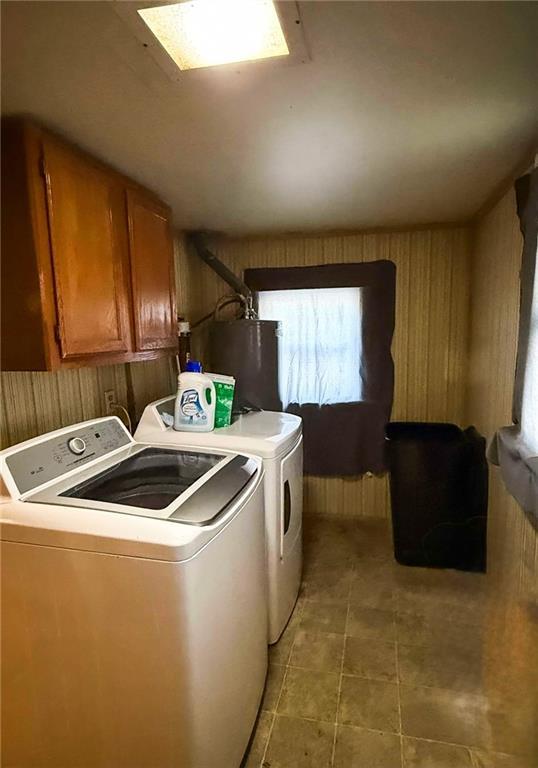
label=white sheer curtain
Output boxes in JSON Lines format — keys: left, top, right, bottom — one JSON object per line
{"left": 258, "top": 287, "right": 363, "bottom": 408}
{"left": 521, "top": 242, "right": 538, "bottom": 454}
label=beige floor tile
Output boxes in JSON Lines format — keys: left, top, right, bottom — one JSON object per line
{"left": 471, "top": 749, "right": 537, "bottom": 768}
{"left": 352, "top": 563, "right": 397, "bottom": 589}
{"left": 243, "top": 710, "right": 273, "bottom": 768}
{"left": 346, "top": 605, "right": 396, "bottom": 641}
{"left": 394, "top": 566, "right": 488, "bottom": 594}
{"left": 396, "top": 589, "right": 487, "bottom": 627}
{"left": 484, "top": 703, "right": 538, "bottom": 758}
{"left": 269, "top": 612, "right": 301, "bottom": 665}
{"left": 440, "top": 569, "right": 488, "bottom": 594}
{"left": 303, "top": 542, "right": 355, "bottom": 567}
{"left": 304, "top": 534, "right": 358, "bottom": 558}
{"left": 356, "top": 518, "right": 393, "bottom": 553}
{"left": 399, "top": 684, "right": 492, "bottom": 749}
{"left": 398, "top": 642, "right": 483, "bottom": 693}
{"left": 343, "top": 636, "right": 397, "bottom": 681}
{"left": 338, "top": 675, "right": 400, "bottom": 732}
{"left": 304, "top": 514, "right": 359, "bottom": 541}
{"left": 352, "top": 549, "right": 394, "bottom": 566}
{"left": 289, "top": 630, "right": 345, "bottom": 673}
{"left": 263, "top": 714, "right": 335, "bottom": 768}
{"left": 402, "top": 736, "right": 473, "bottom": 767}
{"left": 300, "top": 599, "right": 348, "bottom": 634}
{"left": 302, "top": 567, "right": 353, "bottom": 603}
{"left": 304, "top": 533, "right": 355, "bottom": 570}
{"left": 395, "top": 611, "right": 485, "bottom": 651}
{"left": 278, "top": 667, "right": 340, "bottom": 723}
{"left": 261, "top": 664, "right": 286, "bottom": 713}
{"left": 257, "top": 513, "right": 537, "bottom": 768}
{"left": 334, "top": 724, "right": 402, "bottom": 767}
{"left": 269, "top": 635, "right": 295, "bottom": 665}
{"left": 393, "top": 564, "right": 443, "bottom": 586}
{"left": 349, "top": 577, "right": 395, "bottom": 608}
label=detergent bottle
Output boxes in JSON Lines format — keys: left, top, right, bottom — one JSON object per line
{"left": 173, "top": 361, "right": 216, "bottom": 432}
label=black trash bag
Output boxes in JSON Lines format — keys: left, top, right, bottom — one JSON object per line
{"left": 385, "top": 422, "right": 488, "bottom": 572}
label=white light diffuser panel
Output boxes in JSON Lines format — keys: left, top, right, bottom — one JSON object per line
{"left": 138, "top": 0, "right": 289, "bottom": 71}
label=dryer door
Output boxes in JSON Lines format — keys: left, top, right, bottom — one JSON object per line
{"left": 280, "top": 437, "right": 303, "bottom": 558}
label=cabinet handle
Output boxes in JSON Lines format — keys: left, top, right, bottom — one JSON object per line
{"left": 284, "top": 480, "right": 291, "bottom": 535}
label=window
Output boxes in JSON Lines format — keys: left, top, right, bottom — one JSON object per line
{"left": 258, "top": 287, "right": 363, "bottom": 408}
{"left": 521, "top": 241, "right": 538, "bottom": 454}
{"left": 245, "top": 261, "right": 396, "bottom": 477}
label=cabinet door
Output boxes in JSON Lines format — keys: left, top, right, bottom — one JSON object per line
{"left": 43, "top": 139, "right": 131, "bottom": 359}
{"left": 126, "top": 190, "right": 176, "bottom": 351}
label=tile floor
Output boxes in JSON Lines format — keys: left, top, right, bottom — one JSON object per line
{"left": 244, "top": 515, "right": 538, "bottom": 768}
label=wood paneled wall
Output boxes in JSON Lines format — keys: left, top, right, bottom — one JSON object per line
{"left": 0, "top": 364, "right": 129, "bottom": 449}
{"left": 191, "top": 227, "right": 472, "bottom": 517}
{"left": 466, "top": 190, "right": 522, "bottom": 437}
{"left": 466, "top": 188, "right": 537, "bottom": 606}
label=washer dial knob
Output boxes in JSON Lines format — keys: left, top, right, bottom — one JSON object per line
{"left": 67, "top": 437, "right": 86, "bottom": 455}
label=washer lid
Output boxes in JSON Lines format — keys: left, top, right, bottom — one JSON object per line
{"left": 140, "top": 400, "right": 302, "bottom": 459}
{"left": 29, "top": 447, "right": 258, "bottom": 527}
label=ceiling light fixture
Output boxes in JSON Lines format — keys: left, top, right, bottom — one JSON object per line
{"left": 137, "top": 0, "right": 289, "bottom": 71}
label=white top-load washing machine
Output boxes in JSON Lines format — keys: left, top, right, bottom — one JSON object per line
{"left": 0, "top": 417, "right": 267, "bottom": 768}
{"left": 135, "top": 398, "right": 303, "bottom": 644}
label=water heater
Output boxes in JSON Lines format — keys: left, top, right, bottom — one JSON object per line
{"left": 210, "top": 320, "right": 282, "bottom": 412}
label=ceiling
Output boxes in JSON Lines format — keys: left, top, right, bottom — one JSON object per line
{"left": 2, "top": 1, "right": 537, "bottom": 235}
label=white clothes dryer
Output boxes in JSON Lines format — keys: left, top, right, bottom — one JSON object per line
{"left": 0, "top": 417, "right": 267, "bottom": 768}
{"left": 135, "top": 400, "right": 303, "bottom": 644}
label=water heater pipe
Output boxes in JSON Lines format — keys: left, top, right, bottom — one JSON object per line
{"left": 188, "top": 232, "right": 256, "bottom": 318}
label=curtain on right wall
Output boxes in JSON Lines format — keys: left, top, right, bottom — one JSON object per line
{"left": 489, "top": 167, "right": 538, "bottom": 526}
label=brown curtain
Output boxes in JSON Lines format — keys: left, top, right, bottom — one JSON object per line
{"left": 513, "top": 168, "right": 538, "bottom": 424}
{"left": 245, "top": 261, "right": 396, "bottom": 476}
{"left": 489, "top": 168, "right": 538, "bottom": 528}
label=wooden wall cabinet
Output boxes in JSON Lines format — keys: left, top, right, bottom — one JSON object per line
{"left": 1, "top": 119, "right": 177, "bottom": 371}
{"left": 126, "top": 190, "right": 176, "bottom": 352}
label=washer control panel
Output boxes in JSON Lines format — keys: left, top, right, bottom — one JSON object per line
{"left": 67, "top": 437, "right": 87, "bottom": 455}
{"left": 5, "top": 419, "right": 132, "bottom": 495}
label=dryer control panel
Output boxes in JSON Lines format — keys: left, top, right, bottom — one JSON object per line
{"left": 4, "top": 419, "right": 131, "bottom": 495}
